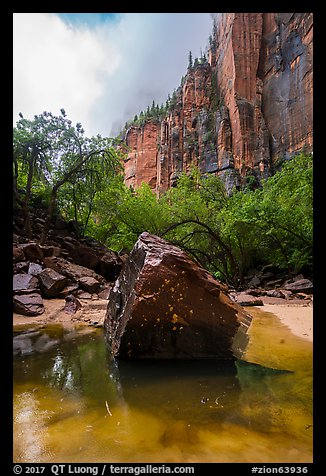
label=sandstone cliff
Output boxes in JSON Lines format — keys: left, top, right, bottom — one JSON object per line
{"left": 123, "top": 13, "right": 313, "bottom": 194}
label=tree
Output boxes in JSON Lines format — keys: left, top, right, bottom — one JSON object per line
{"left": 13, "top": 113, "right": 52, "bottom": 237}
{"left": 13, "top": 110, "right": 124, "bottom": 244}
{"left": 188, "top": 50, "right": 193, "bottom": 69}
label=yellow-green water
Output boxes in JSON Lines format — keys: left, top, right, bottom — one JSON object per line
{"left": 13, "top": 307, "right": 313, "bottom": 463}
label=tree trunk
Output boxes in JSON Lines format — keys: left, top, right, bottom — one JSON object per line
{"left": 23, "top": 157, "right": 34, "bottom": 239}
{"left": 39, "top": 188, "right": 57, "bottom": 245}
{"left": 82, "top": 190, "right": 96, "bottom": 237}
{"left": 39, "top": 149, "right": 105, "bottom": 244}
{"left": 13, "top": 157, "right": 24, "bottom": 209}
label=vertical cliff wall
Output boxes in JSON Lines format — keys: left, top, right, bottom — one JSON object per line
{"left": 123, "top": 13, "right": 313, "bottom": 194}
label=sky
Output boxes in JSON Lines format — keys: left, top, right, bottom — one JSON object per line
{"left": 13, "top": 13, "right": 213, "bottom": 137}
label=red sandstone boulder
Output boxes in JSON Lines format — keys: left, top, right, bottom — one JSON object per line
{"left": 105, "top": 232, "right": 252, "bottom": 360}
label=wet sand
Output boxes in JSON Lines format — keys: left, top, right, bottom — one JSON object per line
{"left": 13, "top": 298, "right": 108, "bottom": 328}
{"left": 13, "top": 298, "right": 313, "bottom": 343}
{"left": 257, "top": 303, "right": 313, "bottom": 342}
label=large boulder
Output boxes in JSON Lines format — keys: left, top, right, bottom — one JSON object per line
{"left": 105, "top": 232, "right": 252, "bottom": 360}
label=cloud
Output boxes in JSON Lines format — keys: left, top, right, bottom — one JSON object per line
{"left": 13, "top": 13, "right": 212, "bottom": 137}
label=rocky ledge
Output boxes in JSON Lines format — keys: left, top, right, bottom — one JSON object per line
{"left": 13, "top": 213, "right": 126, "bottom": 318}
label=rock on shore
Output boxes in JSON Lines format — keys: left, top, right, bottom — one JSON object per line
{"left": 105, "top": 232, "right": 252, "bottom": 360}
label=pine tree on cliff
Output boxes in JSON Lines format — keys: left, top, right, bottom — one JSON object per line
{"left": 188, "top": 50, "right": 193, "bottom": 69}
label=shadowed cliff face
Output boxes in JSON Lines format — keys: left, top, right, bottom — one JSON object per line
{"left": 123, "top": 13, "right": 313, "bottom": 194}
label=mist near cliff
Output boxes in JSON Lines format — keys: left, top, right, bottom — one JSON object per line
{"left": 13, "top": 13, "right": 212, "bottom": 137}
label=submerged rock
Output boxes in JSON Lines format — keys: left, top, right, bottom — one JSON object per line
{"left": 105, "top": 232, "right": 252, "bottom": 360}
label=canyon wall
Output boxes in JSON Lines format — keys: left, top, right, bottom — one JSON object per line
{"left": 123, "top": 13, "right": 313, "bottom": 194}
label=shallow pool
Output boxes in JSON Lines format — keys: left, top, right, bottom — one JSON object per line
{"left": 13, "top": 307, "right": 313, "bottom": 463}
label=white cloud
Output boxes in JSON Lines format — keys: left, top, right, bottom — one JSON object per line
{"left": 13, "top": 13, "right": 212, "bottom": 137}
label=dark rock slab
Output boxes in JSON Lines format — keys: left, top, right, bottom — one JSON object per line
{"left": 13, "top": 292, "right": 45, "bottom": 316}
{"left": 13, "top": 274, "right": 39, "bottom": 294}
{"left": 232, "top": 292, "right": 264, "bottom": 307}
{"left": 13, "top": 261, "right": 29, "bottom": 274}
{"left": 284, "top": 278, "right": 313, "bottom": 294}
{"left": 43, "top": 257, "right": 106, "bottom": 284}
{"left": 77, "top": 291, "right": 93, "bottom": 300}
{"left": 39, "top": 245, "right": 61, "bottom": 258}
{"left": 105, "top": 232, "right": 252, "bottom": 360}
{"left": 64, "top": 294, "right": 82, "bottom": 314}
{"left": 70, "top": 244, "right": 100, "bottom": 269}
{"left": 247, "top": 276, "right": 261, "bottom": 288}
{"left": 98, "top": 286, "right": 111, "bottom": 300}
{"left": 13, "top": 246, "right": 25, "bottom": 263}
{"left": 19, "top": 242, "right": 44, "bottom": 262}
{"left": 58, "top": 284, "right": 79, "bottom": 298}
{"left": 37, "top": 268, "right": 68, "bottom": 297}
{"left": 78, "top": 276, "right": 101, "bottom": 293}
{"left": 98, "top": 251, "right": 123, "bottom": 281}
{"left": 265, "top": 289, "right": 284, "bottom": 299}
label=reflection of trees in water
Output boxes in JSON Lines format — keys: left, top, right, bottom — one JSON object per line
{"left": 14, "top": 327, "right": 311, "bottom": 440}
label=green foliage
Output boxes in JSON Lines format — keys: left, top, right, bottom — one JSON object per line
{"left": 123, "top": 99, "right": 167, "bottom": 131}
{"left": 209, "top": 72, "right": 221, "bottom": 112}
{"left": 93, "top": 181, "right": 169, "bottom": 252}
{"left": 188, "top": 50, "right": 193, "bottom": 69}
{"left": 220, "top": 153, "right": 313, "bottom": 276}
{"left": 13, "top": 110, "right": 124, "bottom": 240}
{"left": 91, "top": 153, "right": 313, "bottom": 285}
{"left": 13, "top": 108, "right": 313, "bottom": 283}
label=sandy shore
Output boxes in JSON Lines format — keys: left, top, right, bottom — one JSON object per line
{"left": 258, "top": 303, "right": 313, "bottom": 342}
{"left": 13, "top": 298, "right": 108, "bottom": 328}
{"left": 13, "top": 297, "right": 313, "bottom": 343}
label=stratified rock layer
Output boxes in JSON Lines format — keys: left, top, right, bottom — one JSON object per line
{"left": 123, "top": 13, "right": 312, "bottom": 194}
{"left": 105, "top": 232, "right": 252, "bottom": 359}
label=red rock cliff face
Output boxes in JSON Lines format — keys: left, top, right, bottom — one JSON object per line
{"left": 124, "top": 122, "right": 159, "bottom": 190}
{"left": 123, "top": 13, "right": 313, "bottom": 194}
{"left": 259, "top": 13, "right": 313, "bottom": 158}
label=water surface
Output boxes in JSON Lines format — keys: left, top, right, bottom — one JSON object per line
{"left": 13, "top": 307, "right": 313, "bottom": 463}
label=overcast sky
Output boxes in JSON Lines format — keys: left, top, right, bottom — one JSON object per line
{"left": 13, "top": 13, "right": 213, "bottom": 137}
